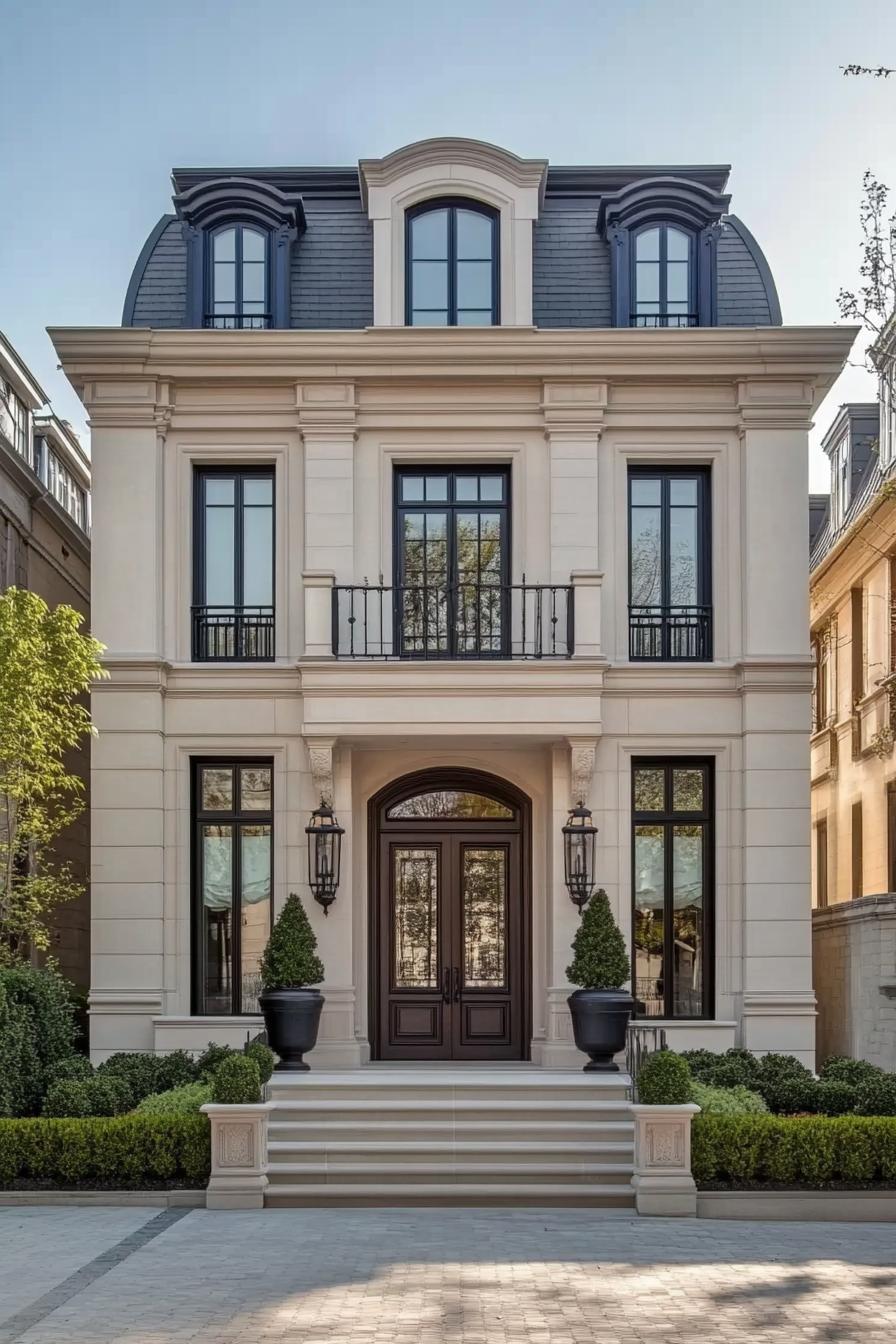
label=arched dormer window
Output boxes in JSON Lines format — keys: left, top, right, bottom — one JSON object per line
{"left": 208, "top": 224, "right": 269, "bottom": 329}
{"left": 632, "top": 224, "right": 695, "bottom": 328}
{"left": 406, "top": 199, "right": 499, "bottom": 326}
{"left": 597, "top": 176, "right": 730, "bottom": 329}
{"left": 173, "top": 176, "right": 305, "bottom": 330}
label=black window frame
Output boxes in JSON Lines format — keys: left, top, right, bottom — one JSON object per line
{"left": 205, "top": 223, "right": 272, "bottom": 330}
{"left": 405, "top": 198, "right": 500, "bottom": 327}
{"left": 192, "top": 466, "right": 275, "bottom": 662}
{"left": 628, "top": 465, "right": 712, "bottom": 662}
{"left": 393, "top": 466, "right": 511, "bottom": 659}
{"left": 630, "top": 223, "right": 697, "bottom": 328}
{"left": 191, "top": 758, "right": 274, "bottom": 1017}
{"left": 631, "top": 757, "right": 715, "bottom": 1021}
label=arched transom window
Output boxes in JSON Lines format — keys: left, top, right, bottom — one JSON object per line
{"left": 632, "top": 225, "right": 694, "bottom": 328}
{"left": 208, "top": 225, "right": 269, "bottom": 329}
{"left": 406, "top": 201, "right": 499, "bottom": 326}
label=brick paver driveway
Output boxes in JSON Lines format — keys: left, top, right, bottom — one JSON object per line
{"left": 1, "top": 1207, "right": 895, "bottom": 1342}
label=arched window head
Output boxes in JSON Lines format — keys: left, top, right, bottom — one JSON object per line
{"left": 632, "top": 225, "right": 694, "bottom": 328}
{"left": 406, "top": 200, "right": 499, "bottom": 326}
{"left": 208, "top": 225, "right": 269, "bottom": 329}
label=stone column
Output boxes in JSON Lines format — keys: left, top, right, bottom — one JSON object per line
{"left": 630, "top": 1103, "right": 700, "bottom": 1216}
{"left": 201, "top": 1102, "right": 272, "bottom": 1210}
{"left": 737, "top": 382, "right": 817, "bottom": 1066}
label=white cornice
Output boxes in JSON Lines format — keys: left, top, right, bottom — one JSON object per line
{"left": 358, "top": 137, "right": 547, "bottom": 208}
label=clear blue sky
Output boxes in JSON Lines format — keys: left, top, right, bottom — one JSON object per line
{"left": 2, "top": 0, "right": 895, "bottom": 489}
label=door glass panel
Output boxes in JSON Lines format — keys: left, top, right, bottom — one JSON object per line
{"left": 240, "top": 825, "right": 271, "bottom": 1013}
{"left": 672, "top": 825, "right": 703, "bottom": 1016}
{"left": 630, "top": 503, "right": 662, "bottom": 606}
{"left": 386, "top": 791, "right": 514, "bottom": 820}
{"left": 463, "top": 848, "right": 507, "bottom": 988}
{"left": 393, "top": 848, "right": 439, "bottom": 988}
{"left": 204, "top": 503, "right": 235, "bottom": 606}
{"left": 633, "top": 824, "right": 664, "bottom": 1017}
{"left": 669, "top": 503, "right": 698, "bottom": 605}
{"left": 202, "top": 824, "right": 233, "bottom": 1014}
{"left": 242, "top": 503, "right": 273, "bottom": 606}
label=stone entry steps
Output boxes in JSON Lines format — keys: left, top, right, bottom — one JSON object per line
{"left": 264, "top": 1068, "right": 636, "bottom": 1207}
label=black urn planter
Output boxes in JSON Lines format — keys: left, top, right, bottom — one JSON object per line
{"left": 567, "top": 989, "right": 633, "bottom": 1072}
{"left": 259, "top": 988, "right": 324, "bottom": 1072}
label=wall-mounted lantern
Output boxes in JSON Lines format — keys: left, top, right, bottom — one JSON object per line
{"left": 306, "top": 799, "right": 344, "bottom": 915}
{"left": 562, "top": 801, "right": 597, "bottom": 913}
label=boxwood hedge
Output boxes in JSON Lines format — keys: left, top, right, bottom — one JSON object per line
{"left": 692, "top": 1114, "right": 896, "bottom": 1187}
{"left": 0, "top": 1114, "right": 210, "bottom": 1188}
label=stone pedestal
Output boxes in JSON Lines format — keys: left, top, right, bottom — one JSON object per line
{"left": 630, "top": 1103, "right": 700, "bottom": 1217}
{"left": 201, "top": 1102, "right": 272, "bottom": 1210}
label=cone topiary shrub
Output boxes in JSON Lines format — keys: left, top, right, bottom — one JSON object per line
{"left": 260, "top": 893, "right": 324, "bottom": 990}
{"left": 566, "top": 889, "right": 630, "bottom": 990}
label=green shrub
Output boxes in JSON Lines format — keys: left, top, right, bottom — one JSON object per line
{"left": 814, "top": 1080, "right": 859, "bottom": 1117}
{"left": 42, "top": 1081, "right": 93, "bottom": 1118}
{"left": 0, "top": 965, "right": 80, "bottom": 1116}
{"left": 854, "top": 1073, "right": 896, "bottom": 1117}
{"left": 243, "top": 1040, "right": 274, "bottom": 1085}
{"left": 47, "top": 1055, "right": 94, "bottom": 1085}
{"left": 565, "top": 889, "right": 630, "bottom": 991}
{"left": 679, "top": 1049, "right": 719, "bottom": 1081}
{"left": 689, "top": 1081, "right": 768, "bottom": 1115}
{"left": 260, "top": 893, "right": 324, "bottom": 990}
{"left": 137, "top": 1082, "right": 213, "bottom": 1115}
{"left": 751, "top": 1054, "right": 814, "bottom": 1112}
{"left": 211, "top": 1054, "right": 261, "bottom": 1105}
{"left": 195, "top": 1042, "right": 235, "bottom": 1080}
{"left": 819, "top": 1056, "right": 883, "bottom": 1086}
{"left": 97, "top": 1051, "right": 197, "bottom": 1103}
{"left": 637, "top": 1049, "right": 691, "bottom": 1105}
{"left": 691, "top": 1114, "right": 896, "bottom": 1187}
{"left": 0, "top": 1115, "right": 210, "bottom": 1188}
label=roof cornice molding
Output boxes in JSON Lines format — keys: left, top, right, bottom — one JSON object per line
{"left": 358, "top": 137, "right": 548, "bottom": 209}
{"left": 0, "top": 331, "right": 47, "bottom": 409}
{"left": 172, "top": 175, "right": 306, "bottom": 233}
{"left": 596, "top": 176, "right": 731, "bottom": 236}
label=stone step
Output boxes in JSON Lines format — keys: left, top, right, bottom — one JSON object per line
{"left": 266, "top": 1073, "right": 631, "bottom": 1104}
{"left": 266, "top": 1163, "right": 633, "bottom": 1184}
{"left": 267, "top": 1141, "right": 634, "bottom": 1168}
{"left": 264, "top": 1182, "right": 636, "bottom": 1208}
{"left": 266, "top": 1100, "right": 634, "bottom": 1124}
{"left": 267, "top": 1118, "right": 635, "bottom": 1144}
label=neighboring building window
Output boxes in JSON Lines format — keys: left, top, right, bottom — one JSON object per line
{"left": 881, "top": 369, "right": 896, "bottom": 468}
{"left": 888, "top": 784, "right": 896, "bottom": 894}
{"left": 406, "top": 200, "right": 498, "bottom": 326}
{"left": 851, "top": 800, "right": 863, "bottom": 899}
{"left": 850, "top": 586, "right": 865, "bottom": 704}
{"left": 815, "top": 820, "right": 828, "bottom": 908}
{"left": 831, "top": 434, "right": 850, "bottom": 528}
{"left": 812, "top": 631, "right": 830, "bottom": 730}
{"left": 193, "top": 761, "right": 273, "bottom": 1015}
{"left": 629, "top": 467, "right": 711, "bottom": 660}
{"left": 0, "top": 378, "right": 31, "bottom": 466}
{"left": 632, "top": 759, "right": 713, "bottom": 1019}
{"left": 632, "top": 225, "right": 694, "bottom": 328}
{"left": 40, "top": 444, "right": 88, "bottom": 532}
{"left": 206, "top": 225, "right": 269, "bottom": 329}
{"left": 193, "top": 468, "right": 274, "bottom": 661}
{"left": 394, "top": 467, "right": 509, "bottom": 656}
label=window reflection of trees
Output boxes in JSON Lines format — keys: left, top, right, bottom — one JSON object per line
{"left": 387, "top": 791, "right": 513, "bottom": 820}
{"left": 463, "top": 850, "right": 506, "bottom": 988}
{"left": 394, "top": 850, "right": 437, "bottom": 988}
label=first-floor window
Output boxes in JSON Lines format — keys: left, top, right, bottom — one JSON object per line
{"left": 193, "top": 760, "right": 273, "bottom": 1015}
{"left": 632, "top": 758, "right": 713, "bottom": 1019}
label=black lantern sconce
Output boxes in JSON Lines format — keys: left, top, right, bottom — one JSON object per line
{"left": 562, "top": 801, "right": 597, "bottom": 913}
{"left": 306, "top": 799, "right": 344, "bottom": 915}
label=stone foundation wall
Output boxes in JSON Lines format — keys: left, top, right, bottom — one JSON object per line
{"left": 812, "top": 895, "right": 896, "bottom": 1070}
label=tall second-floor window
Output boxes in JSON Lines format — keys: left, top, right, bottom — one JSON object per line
{"left": 632, "top": 225, "right": 695, "bottom": 328}
{"left": 0, "top": 379, "right": 31, "bottom": 465}
{"left": 406, "top": 201, "right": 498, "bottom": 326}
{"left": 207, "top": 226, "right": 269, "bottom": 329}
{"left": 831, "top": 434, "right": 850, "bottom": 528}
{"left": 629, "top": 467, "right": 711, "bottom": 661}
{"left": 193, "top": 468, "right": 274, "bottom": 661}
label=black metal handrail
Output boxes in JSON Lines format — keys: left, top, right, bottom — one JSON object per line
{"left": 629, "top": 605, "right": 712, "bottom": 661}
{"left": 332, "top": 580, "right": 574, "bottom": 660}
{"left": 630, "top": 314, "right": 698, "bottom": 328}
{"left": 203, "top": 314, "right": 271, "bottom": 330}
{"left": 192, "top": 605, "right": 275, "bottom": 661}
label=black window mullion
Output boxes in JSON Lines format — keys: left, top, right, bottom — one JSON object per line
{"left": 448, "top": 208, "right": 457, "bottom": 326}
{"left": 659, "top": 225, "right": 667, "bottom": 318}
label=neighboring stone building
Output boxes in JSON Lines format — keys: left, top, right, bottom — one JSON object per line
{"left": 52, "top": 137, "right": 853, "bottom": 1076}
{"left": 0, "top": 331, "right": 92, "bottom": 990}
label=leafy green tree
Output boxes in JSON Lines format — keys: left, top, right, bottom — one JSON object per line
{"left": 0, "top": 588, "right": 105, "bottom": 963}
{"left": 566, "top": 888, "right": 630, "bottom": 991}
{"left": 260, "top": 893, "right": 325, "bottom": 989}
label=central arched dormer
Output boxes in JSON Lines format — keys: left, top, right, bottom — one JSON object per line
{"left": 358, "top": 137, "right": 547, "bottom": 327}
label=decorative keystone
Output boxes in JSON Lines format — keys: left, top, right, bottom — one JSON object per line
{"left": 201, "top": 1102, "right": 273, "bottom": 1210}
{"left": 630, "top": 1103, "right": 700, "bottom": 1217}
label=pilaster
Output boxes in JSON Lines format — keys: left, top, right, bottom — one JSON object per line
{"left": 297, "top": 382, "right": 358, "bottom": 580}
{"left": 542, "top": 382, "right": 606, "bottom": 583}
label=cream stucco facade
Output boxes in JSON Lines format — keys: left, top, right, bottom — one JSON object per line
{"left": 51, "top": 320, "right": 853, "bottom": 1070}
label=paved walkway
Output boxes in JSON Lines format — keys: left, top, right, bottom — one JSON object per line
{"left": 1, "top": 1206, "right": 895, "bottom": 1342}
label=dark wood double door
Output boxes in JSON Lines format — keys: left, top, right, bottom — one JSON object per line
{"left": 373, "top": 776, "right": 528, "bottom": 1060}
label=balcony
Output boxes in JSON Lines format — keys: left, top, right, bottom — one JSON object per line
{"left": 192, "top": 605, "right": 275, "bottom": 661}
{"left": 629, "top": 605, "right": 712, "bottom": 662}
{"left": 331, "top": 581, "right": 574, "bottom": 660}
{"left": 203, "top": 314, "right": 271, "bottom": 330}
{"left": 630, "top": 314, "right": 698, "bottom": 328}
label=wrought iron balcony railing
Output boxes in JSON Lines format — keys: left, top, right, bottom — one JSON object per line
{"left": 332, "top": 580, "right": 574, "bottom": 660}
{"left": 630, "top": 314, "right": 698, "bottom": 328}
{"left": 192, "top": 605, "right": 275, "bottom": 661}
{"left": 203, "top": 314, "right": 271, "bottom": 330}
{"left": 629, "top": 605, "right": 712, "bottom": 662}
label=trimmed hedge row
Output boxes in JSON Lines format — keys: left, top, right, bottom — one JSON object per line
{"left": 0, "top": 1115, "right": 210, "bottom": 1188}
{"left": 692, "top": 1114, "right": 896, "bottom": 1187}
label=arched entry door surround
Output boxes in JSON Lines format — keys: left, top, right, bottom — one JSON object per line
{"left": 369, "top": 768, "right": 531, "bottom": 1061}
